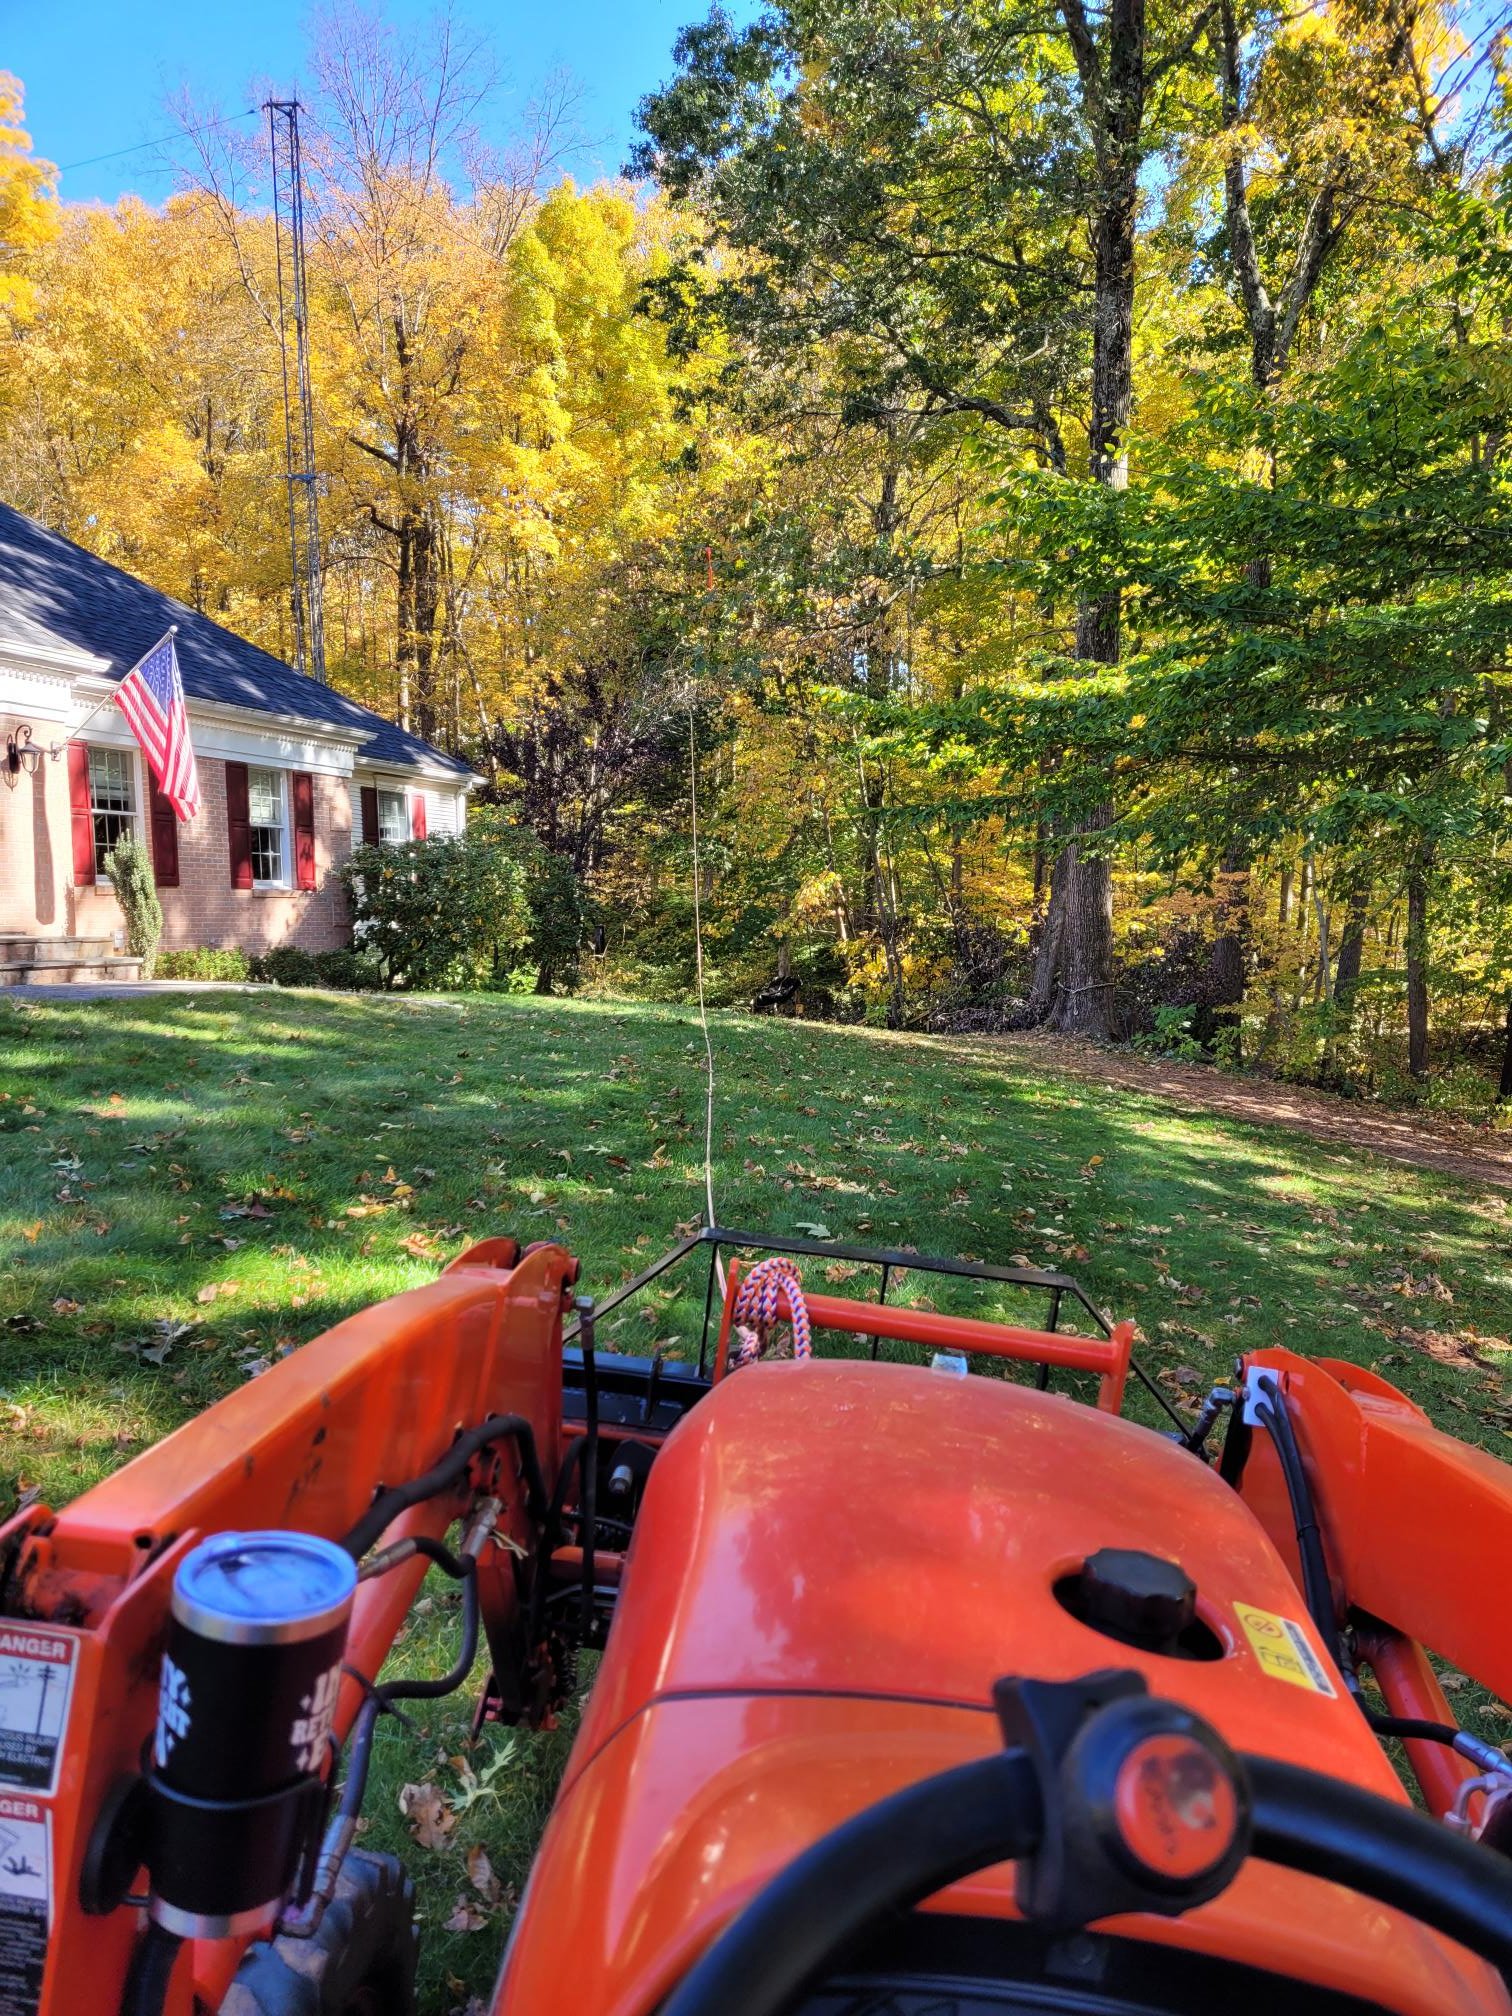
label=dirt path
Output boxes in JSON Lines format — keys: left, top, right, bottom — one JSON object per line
{"left": 971, "top": 1032, "right": 1512, "bottom": 1192}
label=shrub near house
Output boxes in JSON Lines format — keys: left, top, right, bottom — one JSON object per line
{"left": 342, "top": 834, "right": 534, "bottom": 990}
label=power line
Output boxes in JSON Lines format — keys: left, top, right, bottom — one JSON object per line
{"left": 57, "top": 108, "right": 258, "bottom": 176}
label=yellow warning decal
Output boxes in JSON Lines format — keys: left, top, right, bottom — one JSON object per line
{"left": 1234, "top": 1603, "right": 1337, "bottom": 1696}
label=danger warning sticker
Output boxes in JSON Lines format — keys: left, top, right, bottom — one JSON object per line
{"left": 0, "top": 1632, "right": 75, "bottom": 1796}
{"left": 0, "top": 1795, "right": 50, "bottom": 2016}
{"left": 1235, "top": 1602, "right": 1337, "bottom": 1696}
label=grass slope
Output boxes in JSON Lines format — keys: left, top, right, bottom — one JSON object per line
{"left": 3, "top": 989, "right": 1511, "bottom": 2010}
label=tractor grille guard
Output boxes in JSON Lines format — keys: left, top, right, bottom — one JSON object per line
{"left": 560, "top": 1225, "right": 1180, "bottom": 1431}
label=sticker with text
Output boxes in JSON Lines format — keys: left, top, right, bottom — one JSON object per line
{"left": 0, "top": 1633, "right": 76, "bottom": 1796}
{"left": 1235, "top": 1602, "right": 1336, "bottom": 1696}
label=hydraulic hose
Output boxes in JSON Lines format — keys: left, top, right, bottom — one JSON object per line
{"left": 1252, "top": 1375, "right": 1347, "bottom": 1676}
{"left": 122, "top": 1922, "right": 182, "bottom": 2016}
{"left": 659, "top": 1752, "right": 1042, "bottom": 2016}
{"left": 342, "top": 1413, "right": 546, "bottom": 1558}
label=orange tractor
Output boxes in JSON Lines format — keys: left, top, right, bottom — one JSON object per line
{"left": 4, "top": 1225, "right": 1512, "bottom": 2015}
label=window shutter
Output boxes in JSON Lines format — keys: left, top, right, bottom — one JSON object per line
{"left": 226, "top": 761, "right": 253, "bottom": 890}
{"left": 360, "top": 784, "right": 379, "bottom": 846}
{"left": 410, "top": 792, "right": 427, "bottom": 840}
{"left": 293, "top": 771, "right": 316, "bottom": 890}
{"left": 148, "top": 771, "right": 180, "bottom": 888}
{"left": 67, "top": 742, "right": 95, "bottom": 886}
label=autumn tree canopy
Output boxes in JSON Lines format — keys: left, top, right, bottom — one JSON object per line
{"left": 3, "top": 2, "right": 1512, "bottom": 1101}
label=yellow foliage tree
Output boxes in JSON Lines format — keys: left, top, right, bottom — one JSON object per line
{"left": 0, "top": 74, "right": 56, "bottom": 315}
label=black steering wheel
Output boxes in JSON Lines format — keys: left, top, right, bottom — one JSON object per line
{"left": 660, "top": 1675, "right": 1512, "bottom": 2016}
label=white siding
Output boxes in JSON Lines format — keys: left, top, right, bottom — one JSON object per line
{"left": 421, "top": 783, "right": 464, "bottom": 837}
{"left": 351, "top": 772, "right": 469, "bottom": 840}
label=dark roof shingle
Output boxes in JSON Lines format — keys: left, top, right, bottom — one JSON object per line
{"left": 0, "top": 501, "right": 471, "bottom": 776}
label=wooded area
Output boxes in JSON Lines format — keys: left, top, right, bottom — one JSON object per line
{"left": 2, "top": 2, "right": 1511, "bottom": 1106}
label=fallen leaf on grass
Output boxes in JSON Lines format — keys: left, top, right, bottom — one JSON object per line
{"left": 443, "top": 1898, "right": 489, "bottom": 1933}
{"left": 466, "top": 1845, "right": 502, "bottom": 1904}
{"left": 398, "top": 1781, "right": 456, "bottom": 1849}
{"left": 50, "top": 1298, "right": 82, "bottom": 1316}
{"left": 794, "top": 1221, "right": 831, "bottom": 1240}
{"left": 196, "top": 1282, "right": 239, "bottom": 1305}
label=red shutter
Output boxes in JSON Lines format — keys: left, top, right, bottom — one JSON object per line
{"left": 226, "top": 761, "right": 253, "bottom": 890}
{"left": 360, "top": 784, "right": 379, "bottom": 846}
{"left": 67, "top": 742, "right": 95, "bottom": 886}
{"left": 148, "top": 771, "right": 180, "bottom": 888}
{"left": 410, "top": 792, "right": 427, "bottom": 840}
{"left": 293, "top": 770, "right": 316, "bottom": 890}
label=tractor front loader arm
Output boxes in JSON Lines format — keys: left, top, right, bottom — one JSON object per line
{"left": 1234, "top": 1348, "right": 1512, "bottom": 1817}
{"left": 0, "top": 1238, "right": 578, "bottom": 2016}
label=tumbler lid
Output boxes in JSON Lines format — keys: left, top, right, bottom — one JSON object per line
{"left": 172, "top": 1530, "right": 356, "bottom": 1645}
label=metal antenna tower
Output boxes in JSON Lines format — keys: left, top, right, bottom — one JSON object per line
{"left": 266, "top": 98, "right": 326, "bottom": 682}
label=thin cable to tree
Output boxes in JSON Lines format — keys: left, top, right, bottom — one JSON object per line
{"left": 688, "top": 699, "right": 726, "bottom": 1299}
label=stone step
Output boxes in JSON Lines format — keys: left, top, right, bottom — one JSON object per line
{"left": 0, "top": 958, "right": 143, "bottom": 987}
{"left": 0, "top": 935, "right": 115, "bottom": 965}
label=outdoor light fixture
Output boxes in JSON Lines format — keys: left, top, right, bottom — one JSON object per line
{"left": 4, "top": 724, "right": 44, "bottom": 778}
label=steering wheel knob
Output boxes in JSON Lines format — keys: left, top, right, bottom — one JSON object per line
{"left": 1112, "top": 1729, "right": 1243, "bottom": 1883}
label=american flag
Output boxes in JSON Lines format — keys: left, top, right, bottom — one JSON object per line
{"left": 114, "top": 629, "right": 200, "bottom": 820}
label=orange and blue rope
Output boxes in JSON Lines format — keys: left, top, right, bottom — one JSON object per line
{"left": 732, "top": 1256, "right": 813, "bottom": 1367}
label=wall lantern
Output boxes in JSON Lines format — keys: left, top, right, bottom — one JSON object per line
{"left": 4, "top": 725, "right": 45, "bottom": 779}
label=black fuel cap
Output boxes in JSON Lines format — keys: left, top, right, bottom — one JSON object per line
{"left": 1069, "top": 1548, "right": 1198, "bottom": 1654}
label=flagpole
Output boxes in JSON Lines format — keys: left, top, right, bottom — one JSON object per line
{"left": 50, "top": 625, "right": 178, "bottom": 754}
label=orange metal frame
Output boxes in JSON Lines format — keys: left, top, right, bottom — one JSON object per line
{"left": 1234, "top": 1348, "right": 1512, "bottom": 1817}
{"left": 10, "top": 1240, "right": 1512, "bottom": 2015}
{"left": 0, "top": 1239, "right": 577, "bottom": 2016}
{"left": 710, "top": 1256, "right": 1135, "bottom": 1411}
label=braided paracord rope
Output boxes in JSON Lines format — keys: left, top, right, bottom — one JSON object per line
{"left": 732, "top": 1256, "right": 813, "bottom": 1368}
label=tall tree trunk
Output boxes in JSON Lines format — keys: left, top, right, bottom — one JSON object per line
{"left": 1334, "top": 885, "right": 1369, "bottom": 1014}
{"left": 1206, "top": 843, "right": 1248, "bottom": 1005}
{"left": 1024, "top": 849, "right": 1067, "bottom": 1023}
{"left": 1499, "top": 997, "right": 1512, "bottom": 1104}
{"left": 1405, "top": 843, "right": 1434, "bottom": 1080}
{"left": 1036, "top": 0, "right": 1145, "bottom": 1041}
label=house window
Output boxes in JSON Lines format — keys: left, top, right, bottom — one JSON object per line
{"left": 377, "top": 788, "right": 408, "bottom": 845}
{"left": 88, "top": 747, "right": 136, "bottom": 879}
{"left": 248, "top": 767, "right": 288, "bottom": 887}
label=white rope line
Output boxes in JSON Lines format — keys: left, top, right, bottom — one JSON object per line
{"left": 688, "top": 706, "right": 727, "bottom": 1297}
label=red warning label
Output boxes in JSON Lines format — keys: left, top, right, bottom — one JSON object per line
{"left": 0, "top": 1632, "right": 76, "bottom": 1796}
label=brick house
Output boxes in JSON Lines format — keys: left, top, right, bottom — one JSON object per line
{"left": 0, "top": 503, "right": 475, "bottom": 978}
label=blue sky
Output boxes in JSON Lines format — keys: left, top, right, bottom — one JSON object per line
{"left": 8, "top": 1, "right": 737, "bottom": 206}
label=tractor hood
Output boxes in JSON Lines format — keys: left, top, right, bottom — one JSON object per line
{"left": 581, "top": 1355, "right": 1365, "bottom": 1754}
{"left": 499, "top": 1361, "right": 1506, "bottom": 2016}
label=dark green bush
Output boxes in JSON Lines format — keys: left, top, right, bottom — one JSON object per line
{"left": 311, "top": 948, "right": 383, "bottom": 991}
{"left": 154, "top": 946, "right": 253, "bottom": 982}
{"left": 341, "top": 835, "right": 532, "bottom": 990}
{"left": 250, "top": 946, "right": 322, "bottom": 988}
{"left": 247, "top": 945, "right": 384, "bottom": 990}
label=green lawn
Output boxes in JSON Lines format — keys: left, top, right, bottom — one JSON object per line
{"left": 3, "top": 989, "right": 1511, "bottom": 2011}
